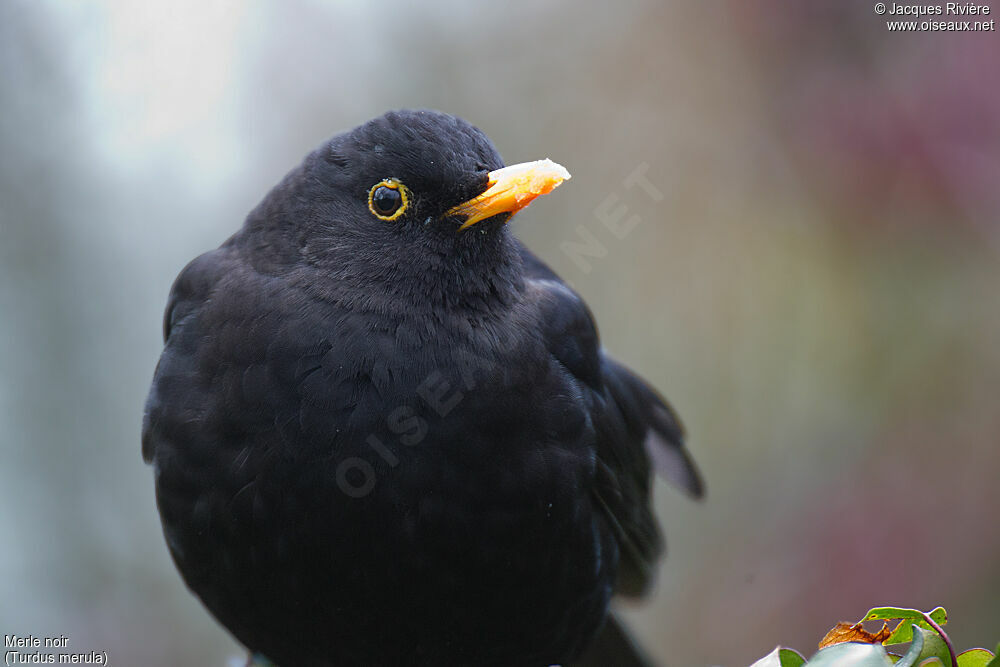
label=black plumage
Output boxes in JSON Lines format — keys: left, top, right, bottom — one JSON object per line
{"left": 142, "top": 109, "right": 702, "bottom": 667}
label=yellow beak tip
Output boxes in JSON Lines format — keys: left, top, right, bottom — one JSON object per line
{"left": 447, "top": 158, "right": 571, "bottom": 230}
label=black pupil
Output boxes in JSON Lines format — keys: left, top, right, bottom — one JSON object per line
{"left": 373, "top": 186, "right": 401, "bottom": 216}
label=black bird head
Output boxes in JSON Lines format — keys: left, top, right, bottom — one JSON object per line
{"left": 238, "top": 109, "right": 569, "bottom": 313}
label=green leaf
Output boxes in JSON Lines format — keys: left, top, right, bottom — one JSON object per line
{"left": 909, "top": 626, "right": 952, "bottom": 667}
{"left": 926, "top": 608, "right": 947, "bottom": 626}
{"left": 865, "top": 607, "right": 948, "bottom": 625}
{"left": 865, "top": 607, "right": 926, "bottom": 622}
{"left": 887, "top": 622, "right": 919, "bottom": 646}
{"left": 983, "top": 644, "right": 1000, "bottom": 667}
{"left": 749, "top": 647, "right": 806, "bottom": 667}
{"left": 780, "top": 648, "right": 807, "bottom": 667}
{"left": 882, "top": 609, "right": 949, "bottom": 645}
{"left": 806, "top": 643, "right": 895, "bottom": 667}
{"left": 957, "top": 649, "right": 996, "bottom": 667}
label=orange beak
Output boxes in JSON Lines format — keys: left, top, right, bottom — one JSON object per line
{"left": 445, "top": 159, "right": 571, "bottom": 231}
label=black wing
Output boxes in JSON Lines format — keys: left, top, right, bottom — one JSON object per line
{"left": 516, "top": 239, "right": 703, "bottom": 599}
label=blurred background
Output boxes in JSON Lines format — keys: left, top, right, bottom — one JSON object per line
{"left": 2, "top": 1, "right": 998, "bottom": 665}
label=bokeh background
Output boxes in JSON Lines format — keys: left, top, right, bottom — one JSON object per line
{"left": 2, "top": 1, "right": 998, "bottom": 665}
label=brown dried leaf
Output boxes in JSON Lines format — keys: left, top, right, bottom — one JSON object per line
{"left": 818, "top": 621, "right": 893, "bottom": 648}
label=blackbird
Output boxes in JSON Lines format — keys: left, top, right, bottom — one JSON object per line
{"left": 143, "top": 109, "right": 703, "bottom": 667}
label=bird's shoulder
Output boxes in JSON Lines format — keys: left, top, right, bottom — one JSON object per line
{"left": 143, "top": 239, "right": 326, "bottom": 463}
{"left": 159, "top": 239, "right": 241, "bottom": 341}
{"left": 515, "top": 240, "right": 602, "bottom": 391}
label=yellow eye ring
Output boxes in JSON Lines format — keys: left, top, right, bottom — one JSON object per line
{"left": 367, "top": 179, "right": 410, "bottom": 221}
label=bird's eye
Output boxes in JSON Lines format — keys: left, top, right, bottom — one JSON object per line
{"left": 368, "top": 179, "right": 409, "bottom": 221}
